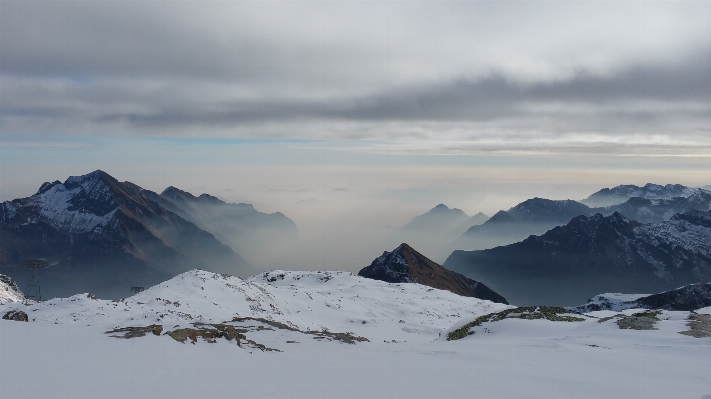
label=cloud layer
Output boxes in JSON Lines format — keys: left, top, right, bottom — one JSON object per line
{"left": 2, "top": 1, "right": 711, "bottom": 155}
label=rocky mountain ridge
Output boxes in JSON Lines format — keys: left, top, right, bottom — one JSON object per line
{"left": 0, "top": 170, "right": 258, "bottom": 298}
{"left": 444, "top": 210, "right": 711, "bottom": 306}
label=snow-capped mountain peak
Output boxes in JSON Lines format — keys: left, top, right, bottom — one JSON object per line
{"left": 30, "top": 170, "right": 119, "bottom": 234}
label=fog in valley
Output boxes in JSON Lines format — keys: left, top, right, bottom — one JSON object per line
{"left": 4, "top": 152, "right": 709, "bottom": 278}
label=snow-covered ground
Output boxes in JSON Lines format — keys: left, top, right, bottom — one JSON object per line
{"left": 1, "top": 270, "right": 710, "bottom": 399}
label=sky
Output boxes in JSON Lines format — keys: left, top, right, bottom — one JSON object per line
{"left": 2, "top": 1, "right": 711, "bottom": 268}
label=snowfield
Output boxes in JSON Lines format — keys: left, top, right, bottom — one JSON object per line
{"left": 1, "top": 270, "right": 710, "bottom": 399}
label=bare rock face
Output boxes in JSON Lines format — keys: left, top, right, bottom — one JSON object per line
{"left": 359, "top": 243, "right": 508, "bottom": 304}
{"left": 2, "top": 310, "right": 28, "bottom": 322}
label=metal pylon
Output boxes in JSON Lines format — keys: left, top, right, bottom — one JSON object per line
{"left": 20, "top": 259, "right": 48, "bottom": 301}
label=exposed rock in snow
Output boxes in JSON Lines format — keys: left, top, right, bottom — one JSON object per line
{"left": 0, "top": 274, "right": 24, "bottom": 305}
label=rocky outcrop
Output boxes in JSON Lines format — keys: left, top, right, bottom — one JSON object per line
{"left": 2, "top": 310, "right": 28, "bottom": 322}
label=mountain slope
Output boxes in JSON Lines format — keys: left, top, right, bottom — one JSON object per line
{"left": 159, "top": 186, "right": 297, "bottom": 266}
{"left": 444, "top": 211, "right": 711, "bottom": 306}
{"left": 0, "top": 170, "right": 250, "bottom": 298}
{"left": 358, "top": 243, "right": 508, "bottom": 304}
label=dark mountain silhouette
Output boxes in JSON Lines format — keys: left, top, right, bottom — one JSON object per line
{"left": 635, "top": 283, "right": 711, "bottom": 311}
{"left": 444, "top": 211, "right": 711, "bottom": 306}
{"left": 358, "top": 243, "right": 508, "bottom": 304}
{"left": 0, "top": 170, "right": 252, "bottom": 299}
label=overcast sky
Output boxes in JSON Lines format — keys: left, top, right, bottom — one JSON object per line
{"left": 3, "top": 1, "right": 711, "bottom": 153}
{"left": 2, "top": 1, "right": 711, "bottom": 267}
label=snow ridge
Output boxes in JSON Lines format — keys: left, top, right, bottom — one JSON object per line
{"left": 0, "top": 269, "right": 509, "bottom": 343}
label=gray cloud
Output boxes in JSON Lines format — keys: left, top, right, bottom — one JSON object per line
{"left": 2, "top": 1, "right": 711, "bottom": 153}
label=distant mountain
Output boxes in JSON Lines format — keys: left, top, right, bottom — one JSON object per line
{"left": 0, "top": 170, "right": 252, "bottom": 299}
{"left": 454, "top": 198, "right": 591, "bottom": 250}
{"left": 358, "top": 243, "right": 508, "bottom": 304}
{"left": 466, "top": 212, "right": 489, "bottom": 227}
{"left": 582, "top": 183, "right": 697, "bottom": 207}
{"left": 398, "top": 204, "right": 488, "bottom": 261}
{"left": 0, "top": 274, "right": 24, "bottom": 305}
{"left": 574, "top": 282, "right": 711, "bottom": 312}
{"left": 598, "top": 190, "right": 711, "bottom": 223}
{"left": 159, "top": 186, "right": 298, "bottom": 265}
{"left": 444, "top": 210, "right": 711, "bottom": 306}
{"left": 403, "top": 204, "right": 470, "bottom": 233}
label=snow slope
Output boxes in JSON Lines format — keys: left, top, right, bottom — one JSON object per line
{"left": 1, "top": 269, "right": 710, "bottom": 399}
{"left": 0, "top": 269, "right": 508, "bottom": 343}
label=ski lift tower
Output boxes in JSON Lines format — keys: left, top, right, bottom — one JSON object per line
{"left": 20, "top": 259, "right": 48, "bottom": 301}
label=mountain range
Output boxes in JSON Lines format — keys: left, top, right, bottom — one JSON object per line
{"left": 444, "top": 210, "right": 711, "bottom": 306}
{"left": 453, "top": 186, "right": 711, "bottom": 251}
{"left": 358, "top": 243, "right": 508, "bottom": 304}
{"left": 0, "top": 170, "right": 296, "bottom": 299}
{"left": 582, "top": 183, "right": 700, "bottom": 207}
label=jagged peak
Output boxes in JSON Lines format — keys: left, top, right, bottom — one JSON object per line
{"left": 426, "top": 203, "right": 465, "bottom": 215}
{"left": 63, "top": 170, "right": 117, "bottom": 190}
{"left": 36, "top": 180, "right": 62, "bottom": 195}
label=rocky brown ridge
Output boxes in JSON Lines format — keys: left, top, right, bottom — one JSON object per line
{"left": 358, "top": 243, "right": 508, "bottom": 304}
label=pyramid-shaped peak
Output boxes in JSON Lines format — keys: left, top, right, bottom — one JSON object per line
{"left": 359, "top": 243, "right": 507, "bottom": 304}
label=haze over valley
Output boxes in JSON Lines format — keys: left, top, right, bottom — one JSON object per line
{"left": 2, "top": 2, "right": 711, "bottom": 398}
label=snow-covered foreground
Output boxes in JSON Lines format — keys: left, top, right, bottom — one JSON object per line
{"left": 1, "top": 270, "right": 710, "bottom": 399}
